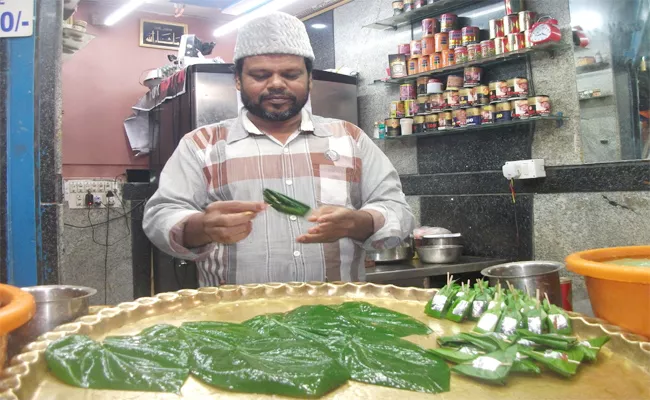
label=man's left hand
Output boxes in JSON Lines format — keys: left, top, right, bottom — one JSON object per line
{"left": 296, "top": 206, "right": 374, "bottom": 244}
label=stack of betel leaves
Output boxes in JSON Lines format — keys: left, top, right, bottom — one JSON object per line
{"left": 425, "top": 274, "right": 611, "bottom": 385}
{"left": 45, "top": 302, "right": 450, "bottom": 398}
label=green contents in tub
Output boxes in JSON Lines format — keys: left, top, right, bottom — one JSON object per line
{"left": 604, "top": 258, "right": 650, "bottom": 267}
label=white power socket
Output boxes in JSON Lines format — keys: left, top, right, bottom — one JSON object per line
{"left": 64, "top": 179, "right": 122, "bottom": 209}
{"left": 502, "top": 159, "right": 546, "bottom": 180}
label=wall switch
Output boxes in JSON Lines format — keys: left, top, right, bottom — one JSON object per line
{"left": 502, "top": 159, "right": 546, "bottom": 180}
{"left": 64, "top": 179, "right": 124, "bottom": 209}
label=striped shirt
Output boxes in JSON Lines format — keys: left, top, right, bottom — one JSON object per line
{"left": 143, "top": 109, "right": 414, "bottom": 287}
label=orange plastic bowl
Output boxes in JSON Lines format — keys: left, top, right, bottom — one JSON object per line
{"left": 0, "top": 284, "right": 36, "bottom": 367}
{"left": 566, "top": 246, "right": 650, "bottom": 339}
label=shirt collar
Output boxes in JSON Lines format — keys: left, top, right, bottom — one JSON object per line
{"left": 227, "top": 108, "right": 330, "bottom": 144}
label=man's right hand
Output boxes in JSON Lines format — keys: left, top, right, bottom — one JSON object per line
{"left": 184, "top": 201, "right": 267, "bottom": 248}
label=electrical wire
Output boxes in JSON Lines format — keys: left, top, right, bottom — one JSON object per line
{"left": 65, "top": 201, "right": 146, "bottom": 229}
{"left": 104, "top": 206, "right": 110, "bottom": 304}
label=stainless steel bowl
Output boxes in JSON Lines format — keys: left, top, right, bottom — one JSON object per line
{"left": 420, "top": 233, "right": 463, "bottom": 247}
{"left": 481, "top": 261, "right": 564, "bottom": 306}
{"left": 7, "top": 285, "right": 96, "bottom": 359}
{"left": 416, "top": 245, "right": 463, "bottom": 264}
{"left": 366, "top": 237, "right": 414, "bottom": 263}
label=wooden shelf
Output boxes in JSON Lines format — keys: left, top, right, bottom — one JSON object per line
{"left": 364, "top": 0, "right": 491, "bottom": 30}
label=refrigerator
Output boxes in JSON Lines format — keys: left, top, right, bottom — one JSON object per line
{"left": 146, "top": 63, "right": 358, "bottom": 293}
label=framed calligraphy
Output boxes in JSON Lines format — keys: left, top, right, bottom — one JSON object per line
{"left": 140, "top": 19, "right": 188, "bottom": 50}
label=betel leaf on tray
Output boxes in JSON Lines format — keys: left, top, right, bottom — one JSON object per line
{"left": 451, "top": 346, "right": 518, "bottom": 385}
{"left": 334, "top": 301, "right": 432, "bottom": 337}
{"left": 179, "top": 321, "right": 260, "bottom": 347}
{"left": 190, "top": 338, "right": 349, "bottom": 399}
{"left": 577, "top": 335, "right": 611, "bottom": 362}
{"left": 337, "top": 335, "right": 451, "bottom": 394}
{"left": 283, "top": 304, "right": 363, "bottom": 338}
{"left": 46, "top": 325, "right": 191, "bottom": 393}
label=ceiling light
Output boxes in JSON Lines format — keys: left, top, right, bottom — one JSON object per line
{"left": 311, "top": 23, "right": 328, "bottom": 29}
{"left": 222, "top": 0, "right": 271, "bottom": 16}
{"left": 213, "top": 0, "right": 301, "bottom": 37}
{"left": 104, "top": 0, "right": 146, "bottom": 26}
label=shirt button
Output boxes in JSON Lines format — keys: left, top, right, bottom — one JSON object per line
{"left": 290, "top": 215, "right": 297, "bottom": 221}
{"left": 283, "top": 147, "right": 289, "bottom": 153}
{"left": 286, "top": 179, "right": 293, "bottom": 185}
{"left": 293, "top": 250, "right": 301, "bottom": 257}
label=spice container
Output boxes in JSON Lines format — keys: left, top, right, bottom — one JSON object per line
{"left": 397, "top": 43, "right": 411, "bottom": 55}
{"left": 453, "top": 108, "right": 467, "bottom": 127}
{"left": 481, "top": 104, "right": 495, "bottom": 124}
{"left": 391, "top": 101, "right": 405, "bottom": 118}
{"left": 413, "top": 0, "right": 426, "bottom": 9}
{"left": 449, "top": 30, "right": 462, "bottom": 49}
{"left": 459, "top": 88, "right": 470, "bottom": 108}
{"left": 507, "top": 77, "right": 529, "bottom": 98}
{"left": 467, "top": 86, "right": 478, "bottom": 106}
{"left": 413, "top": 115, "right": 426, "bottom": 133}
{"left": 494, "top": 37, "right": 508, "bottom": 55}
{"left": 462, "top": 26, "right": 480, "bottom": 46}
{"left": 427, "top": 78, "right": 443, "bottom": 94}
{"left": 524, "top": 29, "right": 533, "bottom": 48}
{"left": 467, "top": 43, "right": 481, "bottom": 61}
{"left": 438, "top": 111, "right": 453, "bottom": 130}
{"left": 400, "top": 83, "right": 416, "bottom": 100}
{"left": 440, "top": 13, "right": 457, "bottom": 32}
{"left": 495, "top": 80, "right": 509, "bottom": 101}
{"left": 464, "top": 66, "right": 482, "bottom": 87}
{"left": 404, "top": 99, "right": 418, "bottom": 116}
{"left": 422, "top": 18, "right": 438, "bottom": 37}
{"left": 430, "top": 93, "right": 445, "bottom": 111}
{"left": 392, "top": 1, "right": 404, "bottom": 15}
{"left": 417, "top": 95, "right": 429, "bottom": 113}
{"left": 476, "top": 85, "right": 489, "bottom": 105}
{"left": 489, "top": 18, "right": 504, "bottom": 39}
{"left": 446, "top": 75, "right": 463, "bottom": 89}
{"left": 422, "top": 37, "right": 435, "bottom": 56}
{"left": 434, "top": 32, "right": 449, "bottom": 52}
{"left": 400, "top": 118, "right": 414, "bottom": 135}
{"left": 410, "top": 39, "right": 422, "bottom": 57}
{"left": 419, "top": 56, "right": 430, "bottom": 72}
{"left": 454, "top": 46, "right": 468, "bottom": 64}
{"left": 529, "top": 95, "right": 551, "bottom": 116}
{"left": 407, "top": 57, "right": 419, "bottom": 75}
{"left": 389, "top": 54, "right": 408, "bottom": 78}
{"left": 512, "top": 99, "right": 529, "bottom": 119}
{"left": 425, "top": 114, "right": 439, "bottom": 131}
{"left": 505, "top": 0, "right": 525, "bottom": 15}
{"left": 519, "top": 11, "right": 536, "bottom": 32}
{"left": 441, "top": 49, "right": 455, "bottom": 67}
{"left": 417, "top": 77, "right": 429, "bottom": 95}
{"left": 403, "top": 0, "right": 413, "bottom": 12}
{"left": 495, "top": 101, "right": 512, "bottom": 122}
{"left": 507, "top": 33, "right": 525, "bottom": 52}
{"left": 466, "top": 107, "right": 481, "bottom": 125}
{"left": 385, "top": 118, "right": 401, "bottom": 136}
{"left": 444, "top": 89, "right": 460, "bottom": 109}
{"left": 480, "top": 39, "right": 496, "bottom": 58}
{"left": 431, "top": 53, "right": 443, "bottom": 69}
{"left": 503, "top": 14, "right": 520, "bottom": 35}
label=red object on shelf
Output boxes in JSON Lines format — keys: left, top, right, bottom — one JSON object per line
{"left": 560, "top": 277, "right": 573, "bottom": 311}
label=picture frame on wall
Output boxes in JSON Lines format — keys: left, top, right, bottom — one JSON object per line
{"left": 140, "top": 19, "right": 188, "bottom": 50}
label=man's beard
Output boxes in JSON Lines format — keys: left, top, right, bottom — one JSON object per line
{"left": 241, "top": 88, "right": 309, "bottom": 122}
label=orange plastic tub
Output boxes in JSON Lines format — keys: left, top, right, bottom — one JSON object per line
{"left": 566, "top": 246, "right": 650, "bottom": 339}
{"left": 0, "top": 284, "right": 35, "bottom": 367}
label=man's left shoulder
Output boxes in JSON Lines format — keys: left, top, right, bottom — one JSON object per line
{"left": 311, "top": 115, "right": 366, "bottom": 142}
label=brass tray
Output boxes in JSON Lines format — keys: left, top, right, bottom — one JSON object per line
{"left": 1, "top": 282, "right": 649, "bottom": 399}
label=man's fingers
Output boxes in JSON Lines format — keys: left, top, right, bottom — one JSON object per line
{"left": 207, "top": 222, "right": 252, "bottom": 243}
{"left": 207, "top": 201, "right": 267, "bottom": 214}
{"left": 207, "top": 211, "right": 258, "bottom": 227}
{"left": 296, "top": 233, "right": 336, "bottom": 244}
{"left": 308, "top": 222, "right": 335, "bottom": 235}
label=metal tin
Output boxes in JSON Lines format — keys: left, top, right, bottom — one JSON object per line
{"left": 512, "top": 99, "right": 530, "bottom": 119}
{"left": 427, "top": 78, "right": 443, "bottom": 94}
{"left": 459, "top": 88, "right": 470, "bottom": 108}
{"left": 422, "top": 37, "right": 436, "bottom": 56}
{"left": 463, "top": 66, "right": 482, "bottom": 87}
{"left": 529, "top": 95, "right": 551, "bottom": 116}
{"left": 560, "top": 276, "right": 573, "bottom": 311}
{"left": 454, "top": 46, "right": 468, "bottom": 64}
{"left": 422, "top": 18, "right": 438, "bottom": 37}
{"left": 481, "top": 104, "right": 495, "bottom": 124}
{"left": 410, "top": 39, "right": 422, "bottom": 57}
{"left": 480, "top": 39, "right": 496, "bottom": 58}
{"left": 429, "top": 93, "right": 445, "bottom": 111}
{"left": 461, "top": 26, "right": 480, "bottom": 46}
{"left": 385, "top": 118, "right": 401, "bottom": 136}
{"left": 449, "top": 29, "right": 462, "bottom": 49}
{"left": 466, "top": 86, "right": 478, "bottom": 106}
{"left": 400, "top": 83, "right": 416, "bottom": 100}
{"left": 476, "top": 85, "right": 490, "bottom": 105}
{"left": 425, "top": 113, "right": 439, "bottom": 131}
{"left": 495, "top": 101, "right": 512, "bottom": 122}
{"left": 467, "top": 43, "right": 481, "bottom": 61}
{"left": 495, "top": 80, "right": 509, "bottom": 101}
{"left": 417, "top": 94, "right": 429, "bottom": 113}
{"left": 507, "top": 32, "right": 525, "bottom": 52}
{"left": 392, "top": 1, "right": 404, "bottom": 15}
{"left": 403, "top": 0, "right": 413, "bottom": 12}
{"left": 519, "top": 11, "right": 537, "bottom": 32}
{"left": 417, "top": 77, "right": 429, "bottom": 95}
{"left": 413, "top": 115, "right": 426, "bottom": 133}
{"left": 441, "top": 49, "right": 455, "bottom": 67}
{"left": 507, "top": 77, "right": 529, "bottom": 98}
{"left": 404, "top": 99, "right": 418, "bottom": 117}
{"left": 524, "top": 29, "right": 533, "bottom": 48}
{"left": 397, "top": 43, "right": 411, "bottom": 55}
{"left": 419, "top": 56, "right": 430, "bottom": 72}
{"left": 413, "top": 0, "right": 426, "bottom": 9}
{"left": 434, "top": 32, "right": 449, "bottom": 52}
{"left": 447, "top": 74, "right": 463, "bottom": 89}
{"left": 444, "top": 89, "right": 460, "bottom": 109}
{"left": 466, "top": 107, "right": 481, "bottom": 126}
{"left": 505, "top": 0, "right": 525, "bottom": 15}
{"left": 390, "top": 101, "right": 405, "bottom": 118}
{"left": 438, "top": 111, "right": 453, "bottom": 129}
{"left": 452, "top": 108, "right": 467, "bottom": 127}
{"left": 495, "top": 37, "right": 508, "bottom": 55}
{"left": 389, "top": 54, "right": 408, "bottom": 78}
{"left": 489, "top": 18, "right": 504, "bottom": 39}
{"left": 440, "top": 13, "right": 457, "bottom": 32}
{"left": 407, "top": 57, "right": 419, "bottom": 75}
{"left": 431, "top": 53, "right": 443, "bottom": 69}
{"left": 503, "top": 14, "right": 520, "bottom": 35}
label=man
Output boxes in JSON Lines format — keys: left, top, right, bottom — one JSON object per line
{"left": 143, "top": 11, "right": 414, "bottom": 287}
